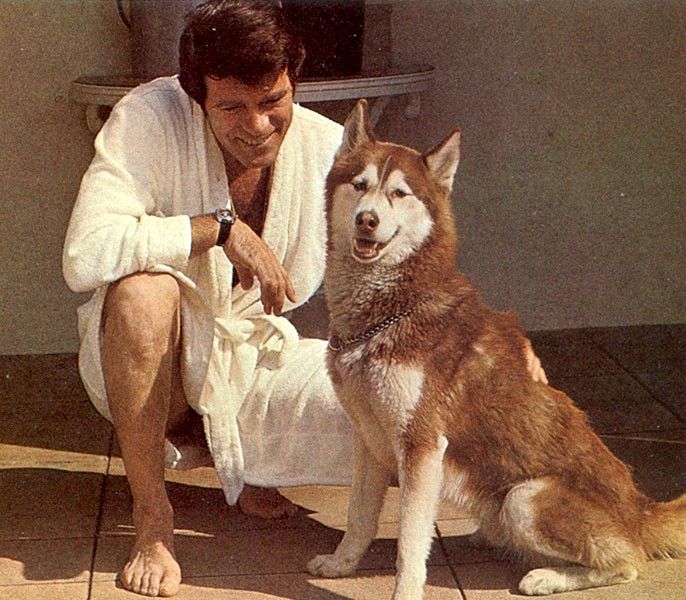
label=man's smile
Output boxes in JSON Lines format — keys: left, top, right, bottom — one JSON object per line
{"left": 236, "top": 134, "right": 271, "bottom": 147}
{"left": 236, "top": 132, "right": 274, "bottom": 147}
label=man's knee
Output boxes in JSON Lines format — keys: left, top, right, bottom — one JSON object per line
{"left": 103, "top": 272, "right": 181, "bottom": 353}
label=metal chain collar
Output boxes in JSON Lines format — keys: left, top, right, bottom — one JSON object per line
{"left": 328, "top": 308, "right": 413, "bottom": 352}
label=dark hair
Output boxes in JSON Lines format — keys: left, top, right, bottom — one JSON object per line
{"left": 179, "top": 0, "right": 305, "bottom": 107}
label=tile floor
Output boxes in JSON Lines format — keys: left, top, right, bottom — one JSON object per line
{"left": 0, "top": 324, "right": 684, "bottom": 599}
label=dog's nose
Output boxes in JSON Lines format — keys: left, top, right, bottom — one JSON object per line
{"left": 355, "top": 210, "right": 379, "bottom": 233}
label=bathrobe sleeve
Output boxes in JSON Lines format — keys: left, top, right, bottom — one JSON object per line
{"left": 63, "top": 95, "right": 192, "bottom": 293}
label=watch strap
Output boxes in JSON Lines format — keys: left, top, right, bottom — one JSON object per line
{"left": 214, "top": 207, "right": 236, "bottom": 246}
{"left": 216, "top": 219, "right": 231, "bottom": 246}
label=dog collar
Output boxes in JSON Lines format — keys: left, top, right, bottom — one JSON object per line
{"left": 328, "top": 308, "right": 413, "bottom": 352}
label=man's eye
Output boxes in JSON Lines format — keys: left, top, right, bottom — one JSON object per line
{"left": 352, "top": 180, "right": 367, "bottom": 192}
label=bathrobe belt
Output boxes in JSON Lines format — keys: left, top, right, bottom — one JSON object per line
{"left": 199, "top": 313, "right": 300, "bottom": 505}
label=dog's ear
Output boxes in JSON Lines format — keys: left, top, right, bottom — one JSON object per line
{"left": 337, "top": 99, "right": 375, "bottom": 158}
{"left": 423, "top": 129, "right": 461, "bottom": 190}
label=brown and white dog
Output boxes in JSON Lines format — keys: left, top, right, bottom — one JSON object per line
{"left": 307, "top": 100, "right": 686, "bottom": 598}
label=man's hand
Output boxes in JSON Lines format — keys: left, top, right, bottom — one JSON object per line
{"left": 523, "top": 338, "right": 548, "bottom": 384}
{"left": 223, "top": 219, "right": 296, "bottom": 315}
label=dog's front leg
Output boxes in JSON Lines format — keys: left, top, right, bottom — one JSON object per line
{"left": 307, "top": 431, "right": 391, "bottom": 578}
{"left": 392, "top": 435, "right": 447, "bottom": 600}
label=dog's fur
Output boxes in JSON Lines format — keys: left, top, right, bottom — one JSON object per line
{"left": 307, "top": 100, "right": 686, "bottom": 598}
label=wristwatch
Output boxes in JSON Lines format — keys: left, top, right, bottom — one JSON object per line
{"left": 214, "top": 206, "right": 236, "bottom": 246}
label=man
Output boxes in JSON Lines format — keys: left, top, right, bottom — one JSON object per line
{"left": 64, "top": 1, "right": 546, "bottom": 596}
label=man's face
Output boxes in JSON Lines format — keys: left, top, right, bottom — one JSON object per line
{"left": 204, "top": 69, "right": 294, "bottom": 171}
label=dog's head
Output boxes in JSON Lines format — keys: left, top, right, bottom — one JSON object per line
{"left": 326, "top": 100, "right": 461, "bottom": 269}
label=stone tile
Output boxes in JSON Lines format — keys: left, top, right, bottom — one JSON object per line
{"left": 280, "top": 485, "right": 351, "bottom": 529}
{"left": 527, "top": 328, "right": 594, "bottom": 346}
{"left": 0, "top": 399, "right": 112, "bottom": 456}
{"left": 585, "top": 324, "right": 685, "bottom": 345}
{"left": 99, "top": 475, "right": 328, "bottom": 537}
{"left": 300, "top": 566, "right": 460, "bottom": 599}
{"left": 0, "top": 442, "right": 109, "bottom": 471}
{"left": 91, "top": 567, "right": 460, "bottom": 599}
{"left": 553, "top": 372, "right": 683, "bottom": 434}
{"left": 94, "top": 522, "right": 447, "bottom": 583}
{"left": 634, "top": 370, "right": 686, "bottom": 421}
{"left": 649, "top": 429, "right": 686, "bottom": 442}
{"left": 455, "top": 558, "right": 686, "bottom": 599}
{"left": 436, "top": 517, "right": 502, "bottom": 568}
{"left": 440, "top": 525, "right": 508, "bottom": 566}
{"left": 0, "top": 538, "right": 92, "bottom": 585}
{"left": 602, "top": 436, "right": 686, "bottom": 502}
{"left": 603, "top": 430, "right": 686, "bottom": 443}
{"left": 281, "top": 485, "right": 471, "bottom": 531}
{"left": 0, "top": 467, "right": 104, "bottom": 539}
{"left": 0, "top": 582, "right": 89, "bottom": 600}
{"left": 435, "top": 518, "right": 480, "bottom": 539}
{"left": 585, "top": 324, "right": 685, "bottom": 373}
{"left": 446, "top": 560, "right": 525, "bottom": 599}
{"left": 92, "top": 529, "right": 368, "bottom": 582}
{"left": 524, "top": 334, "right": 624, "bottom": 381}
{"left": 0, "top": 353, "right": 86, "bottom": 404}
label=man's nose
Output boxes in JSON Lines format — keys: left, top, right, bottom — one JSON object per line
{"left": 355, "top": 210, "right": 379, "bottom": 234}
{"left": 244, "top": 109, "right": 271, "bottom": 136}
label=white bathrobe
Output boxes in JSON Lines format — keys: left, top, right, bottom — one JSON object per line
{"left": 63, "top": 76, "right": 352, "bottom": 504}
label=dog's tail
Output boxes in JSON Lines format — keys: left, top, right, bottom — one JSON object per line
{"left": 641, "top": 493, "right": 686, "bottom": 559}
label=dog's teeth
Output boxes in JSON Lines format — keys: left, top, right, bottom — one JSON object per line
{"left": 356, "top": 239, "right": 376, "bottom": 250}
{"left": 353, "top": 238, "right": 379, "bottom": 258}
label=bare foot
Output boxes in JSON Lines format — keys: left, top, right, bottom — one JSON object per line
{"left": 120, "top": 507, "right": 181, "bottom": 597}
{"left": 238, "top": 485, "right": 299, "bottom": 519}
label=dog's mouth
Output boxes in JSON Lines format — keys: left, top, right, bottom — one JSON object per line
{"left": 351, "top": 230, "right": 398, "bottom": 262}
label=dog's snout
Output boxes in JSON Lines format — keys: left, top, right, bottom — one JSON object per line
{"left": 355, "top": 210, "right": 379, "bottom": 233}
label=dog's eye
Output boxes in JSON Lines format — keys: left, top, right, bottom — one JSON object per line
{"left": 391, "top": 189, "right": 408, "bottom": 199}
{"left": 352, "top": 180, "right": 368, "bottom": 192}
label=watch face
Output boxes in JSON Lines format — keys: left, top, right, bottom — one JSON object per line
{"left": 216, "top": 207, "right": 236, "bottom": 223}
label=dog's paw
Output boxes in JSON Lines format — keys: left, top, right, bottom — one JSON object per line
{"left": 391, "top": 575, "right": 425, "bottom": 600}
{"left": 307, "top": 554, "right": 357, "bottom": 578}
{"left": 518, "top": 568, "right": 566, "bottom": 596}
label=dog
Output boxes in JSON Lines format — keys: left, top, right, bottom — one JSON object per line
{"left": 307, "top": 99, "right": 686, "bottom": 598}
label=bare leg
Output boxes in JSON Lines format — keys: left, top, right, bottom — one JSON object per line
{"left": 102, "top": 273, "right": 188, "bottom": 597}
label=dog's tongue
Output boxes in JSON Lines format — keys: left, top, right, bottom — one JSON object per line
{"left": 353, "top": 237, "right": 379, "bottom": 259}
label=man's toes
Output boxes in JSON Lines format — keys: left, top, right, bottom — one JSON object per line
{"left": 159, "top": 563, "right": 182, "bottom": 597}
{"left": 121, "top": 561, "right": 141, "bottom": 593}
{"left": 120, "top": 568, "right": 133, "bottom": 590}
{"left": 139, "top": 571, "right": 153, "bottom": 596}
{"left": 159, "top": 574, "right": 181, "bottom": 597}
{"left": 138, "top": 571, "right": 150, "bottom": 596}
{"left": 145, "top": 571, "right": 162, "bottom": 597}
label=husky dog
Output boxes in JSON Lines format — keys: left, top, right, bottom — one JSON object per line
{"left": 307, "top": 100, "right": 686, "bottom": 598}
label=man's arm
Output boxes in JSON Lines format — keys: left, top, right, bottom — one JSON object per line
{"left": 63, "top": 97, "right": 191, "bottom": 293}
{"left": 190, "top": 215, "right": 296, "bottom": 315}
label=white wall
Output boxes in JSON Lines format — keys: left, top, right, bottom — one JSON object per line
{"left": 0, "top": 0, "right": 130, "bottom": 354}
{"left": 382, "top": 0, "right": 685, "bottom": 329}
{"left": 0, "top": 0, "right": 683, "bottom": 355}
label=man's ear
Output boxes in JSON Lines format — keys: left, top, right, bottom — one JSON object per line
{"left": 423, "top": 129, "right": 461, "bottom": 191}
{"left": 337, "top": 99, "right": 375, "bottom": 158}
